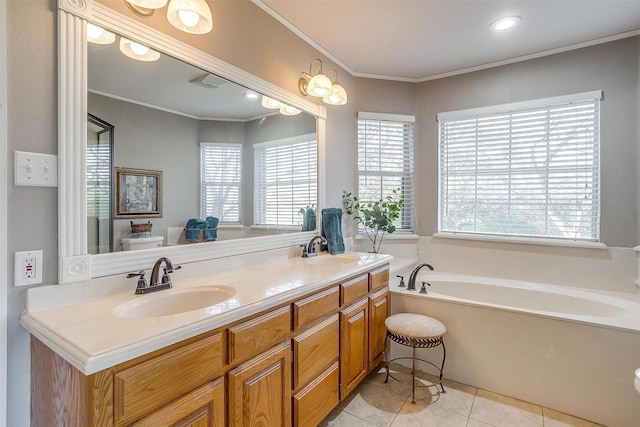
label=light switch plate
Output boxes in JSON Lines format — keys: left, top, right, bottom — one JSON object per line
{"left": 14, "top": 151, "right": 58, "bottom": 187}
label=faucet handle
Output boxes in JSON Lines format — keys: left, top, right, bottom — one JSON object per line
{"left": 127, "top": 270, "right": 148, "bottom": 290}
{"left": 396, "top": 275, "right": 405, "bottom": 288}
{"left": 300, "top": 244, "right": 309, "bottom": 257}
{"left": 419, "top": 281, "right": 431, "bottom": 294}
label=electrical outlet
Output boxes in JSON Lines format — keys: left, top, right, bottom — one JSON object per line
{"left": 15, "top": 250, "right": 43, "bottom": 287}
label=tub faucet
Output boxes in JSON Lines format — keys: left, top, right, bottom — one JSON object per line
{"left": 407, "top": 263, "right": 434, "bottom": 291}
{"left": 128, "top": 257, "right": 181, "bottom": 295}
{"left": 303, "top": 235, "right": 327, "bottom": 257}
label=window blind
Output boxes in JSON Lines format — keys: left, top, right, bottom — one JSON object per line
{"left": 438, "top": 91, "right": 601, "bottom": 242}
{"left": 254, "top": 134, "right": 317, "bottom": 226}
{"left": 86, "top": 143, "right": 111, "bottom": 220}
{"left": 357, "top": 112, "right": 415, "bottom": 232}
{"left": 200, "top": 143, "right": 242, "bottom": 222}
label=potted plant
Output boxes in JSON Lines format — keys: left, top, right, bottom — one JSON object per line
{"left": 342, "top": 189, "right": 403, "bottom": 253}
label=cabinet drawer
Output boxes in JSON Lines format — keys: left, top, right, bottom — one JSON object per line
{"left": 340, "top": 274, "right": 369, "bottom": 307}
{"left": 114, "top": 332, "right": 224, "bottom": 426}
{"left": 369, "top": 266, "right": 389, "bottom": 292}
{"left": 228, "top": 305, "right": 291, "bottom": 365}
{"left": 292, "top": 285, "right": 339, "bottom": 330}
{"left": 293, "top": 362, "right": 339, "bottom": 427}
{"left": 292, "top": 314, "right": 339, "bottom": 389}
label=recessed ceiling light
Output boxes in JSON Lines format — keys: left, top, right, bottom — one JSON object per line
{"left": 491, "top": 16, "right": 521, "bottom": 32}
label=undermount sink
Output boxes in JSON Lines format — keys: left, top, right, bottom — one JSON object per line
{"left": 113, "top": 286, "right": 236, "bottom": 318}
{"left": 304, "top": 254, "right": 361, "bottom": 266}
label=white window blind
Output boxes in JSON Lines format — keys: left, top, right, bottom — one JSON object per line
{"left": 438, "top": 91, "right": 601, "bottom": 242}
{"left": 200, "top": 143, "right": 242, "bottom": 222}
{"left": 357, "top": 112, "right": 415, "bottom": 232}
{"left": 86, "top": 143, "right": 111, "bottom": 220}
{"left": 254, "top": 134, "right": 317, "bottom": 226}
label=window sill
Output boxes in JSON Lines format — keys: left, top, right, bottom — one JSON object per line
{"left": 433, "top": 232, "right": 607, "bottom": 250}
{"left": 355, "top": 232, "right": 419, "bottom": 241}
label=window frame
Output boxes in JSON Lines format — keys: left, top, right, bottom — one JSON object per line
{"left": 437, "top": 90, "right": 602, "bottom": 244}
{"left": 199, "top": 142, "right": 243, "bottom": 224}
{"left": 356, "top": 112, "right": 416, "bottom": 233}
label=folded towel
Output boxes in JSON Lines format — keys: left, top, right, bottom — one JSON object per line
{"left": 206, "top": 216, "right": 219, "bottom": 229}
{"left": 185, "top": 228, "right": 202, "bottom": 242}
{"left": 321, "top": 208, "right": 345, "bottom": 254}
{"left": 301, "top": 207, "right": 316, "bottom": 232}
{"left": 186, "top": 218, "right": 208, "bottom": 230}
{"left": 203, "top": 227, "right": 218, "bottom": 242}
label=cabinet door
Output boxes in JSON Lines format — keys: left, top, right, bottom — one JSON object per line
{"left": 228, "top": 340, "right": 292, "bottom": 427}
{"left": 293, "top": 362, "right": 339, "bottom": 427}
{"left": 130, "top": 378, "right": 225, "bottom": 427}
{"left": 369, "top": 287, "right": 389, "bottom": 370}
{"left": 292, "top": 314, "right": 339, "bottom": 390}
{"left": 339, "top": 298, "right": 369, "bottom": 399}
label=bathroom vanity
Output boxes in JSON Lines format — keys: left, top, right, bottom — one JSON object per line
{"left": 22, "top": 253, "right": 390, "bottom": 426}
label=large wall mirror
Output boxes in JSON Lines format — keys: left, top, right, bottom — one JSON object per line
{"left": 58, "top": 0, "right": 326, "bottom": 283}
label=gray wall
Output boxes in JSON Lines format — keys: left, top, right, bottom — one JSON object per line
{"left": 414, "top": 37, "right": 639, "bottom": 247}
{"left": 5, "top": 0, "right": 639, "bottom": 425}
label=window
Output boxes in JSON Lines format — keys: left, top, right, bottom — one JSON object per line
{"left": 200, "top": 143, "right": 242, "bottom": 222}
{"left": 357, "top": 112, "right": 415, "bottom": 232}
{"left": 254, "top": 134, "right": 317, "bottom": 226}
{"left": 438, "top": 91, "right": 601, "bottom": 242}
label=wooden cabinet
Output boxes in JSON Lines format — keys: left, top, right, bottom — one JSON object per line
{"left": 30, "top": 263, "right": 390, "bottom": 427}
{"left": 228, "top": 340, "right": 292, "bottom": 427}
{"left": 339, "top": 297, "right": 369, "bottom": 398}
{"left": 130, "top": 378, "right": 225, "bottom": 427}
{"left": 369, "top": 286, "right": 390, "bottom": 370}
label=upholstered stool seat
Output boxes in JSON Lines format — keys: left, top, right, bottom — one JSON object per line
{"left": 384, "top": 313, "right": 447, "bottom": 403}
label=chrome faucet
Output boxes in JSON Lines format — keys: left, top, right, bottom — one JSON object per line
{"left": 127, "top": 257, "right": 181, "bottom": 294}
{"left": 302, "top": 235, "right": 327, "bottom": 257}
{"left": 407, "top": 263, "right": 434, "bottom": 291}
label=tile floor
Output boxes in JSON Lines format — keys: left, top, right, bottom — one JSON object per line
{"left": 319, "top": 364, "right": 604, "bottom": 427}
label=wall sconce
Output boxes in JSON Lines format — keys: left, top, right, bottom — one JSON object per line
{"left": 323, "top": 69, "right": 348, "bottom": 105}
{"left": 261, "top": 96, "right": 282, "bottom": 109}
{"left": 87, "top": 23, "right": 116, "bottom": 44}
{"left": 298, "top": 59, "right": 333, "bottom": 98}
{"left": 280, "top": 105, "right": 301, "bottom": 116}
{"left": 299, "top": 59, "right": 348, "bottom": 106}
{"left": 124, "top": 0, "right": 213, "bottom": 35}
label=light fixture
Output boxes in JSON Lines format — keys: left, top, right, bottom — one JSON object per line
{"left": 322, "top": 69, "right": 348, "bottom": 106}
{"left": 119, "top": 37, "right": 160, "bottom": 61}
{"left": 261, "top": 96, "right": 281, "bottom": 109}
{"left": 244, "top": 91, "right": 259, "bottom": 100}
{"left": 124, "top": 0, "right": 213, "bottom": 34}
{"left": 280, "top": 104, "right": 301, "bottom": 116}
{"left": 491, "top": 16, "right": 521, "bottom": 32}
{"left": 87, "top": 23, "right": 116, "bottom": 44}
{"left": 298, "top": 59, "right": 333, "bottom": 98}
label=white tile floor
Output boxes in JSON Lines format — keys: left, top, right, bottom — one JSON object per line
{"left": 319, "top": 364, "right": 604, "bottom": 427}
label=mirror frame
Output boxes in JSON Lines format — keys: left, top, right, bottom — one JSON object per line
{"left": 57, "top": 0, "right": 327, "bottom": 283}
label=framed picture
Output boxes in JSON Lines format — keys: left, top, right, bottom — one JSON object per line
{"left": 114, "top": 167, "right": 163, "bottom": 219}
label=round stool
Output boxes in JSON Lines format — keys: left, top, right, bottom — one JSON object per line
{"left": 384, "top": 313, "right": 447, "bottom": 403}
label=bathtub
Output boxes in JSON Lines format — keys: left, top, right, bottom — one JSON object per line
{"left": 390, "top": 272, "right": 640, "bottom": 427}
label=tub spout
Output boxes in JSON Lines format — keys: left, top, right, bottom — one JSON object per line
{"left": 407, "top": 263, "right": 434, "bottom": 291}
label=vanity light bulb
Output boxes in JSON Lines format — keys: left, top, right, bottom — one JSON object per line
{"left": 178, "top": 9, "right": 200, "bottom": 27}
{"left": 87, "top": 24, "right": 104, "bottom": 39}
{"left": 130, "top": 42, "right": 150, "bottom": 56}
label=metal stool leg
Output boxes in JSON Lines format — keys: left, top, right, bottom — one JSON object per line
{"left": 411, "top": 345, "right": 417, "bottom": 403}
{"left": 384, "top": 335, "right": 390, "bottom": 383}
{"left": 438, "top": 340, "right": 446, "bottom": 394}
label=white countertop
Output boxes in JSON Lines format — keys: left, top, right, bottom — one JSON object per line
{"left": 20, "top": 252, "right": 392, "bottom": 375}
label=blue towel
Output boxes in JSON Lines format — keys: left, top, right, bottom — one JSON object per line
{"left": 321, "top": 208, "right": 345, "bottom": 254}
{"left": 301, "top": 207, "right": 316, "bottom": 232}
{"left": 185, "top": 218, "right": 208, "bottom": 242}
{"left": 206, "top": 216, "right": 219, "bottom": 229}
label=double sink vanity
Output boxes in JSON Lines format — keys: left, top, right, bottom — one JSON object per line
{"left": 21, "top": 250, "right": 391, "bottom": 426}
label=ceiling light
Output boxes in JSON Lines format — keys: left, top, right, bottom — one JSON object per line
{"left": 87, "top": 23, "right": 115, "bottom": 44}
{"left": 491, "top": 16, "right": 521, "bottom": 32}
{"left": 244, "top": 91, "right": 259, "bottom": 100}
{"left": 280, "top": 105, "right": 301, "bottom": 116}
{"left": 119, "top": 37, "right": 160, "bottom": 61}
{"left": 124, "top": 0, "right": 213, "bottom": 35}
{"left": 322, "top": 69, "right": 348, "bottom": 106}
{"left": 261, "top": 96, "right": 281, "bottom": 109}
{"left": 298, "top": 59, "right": 333, "bottom": 98}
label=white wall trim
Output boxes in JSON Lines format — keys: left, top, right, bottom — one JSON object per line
{"left": 0, "top": 0, "right": 8, "bottom": 423}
